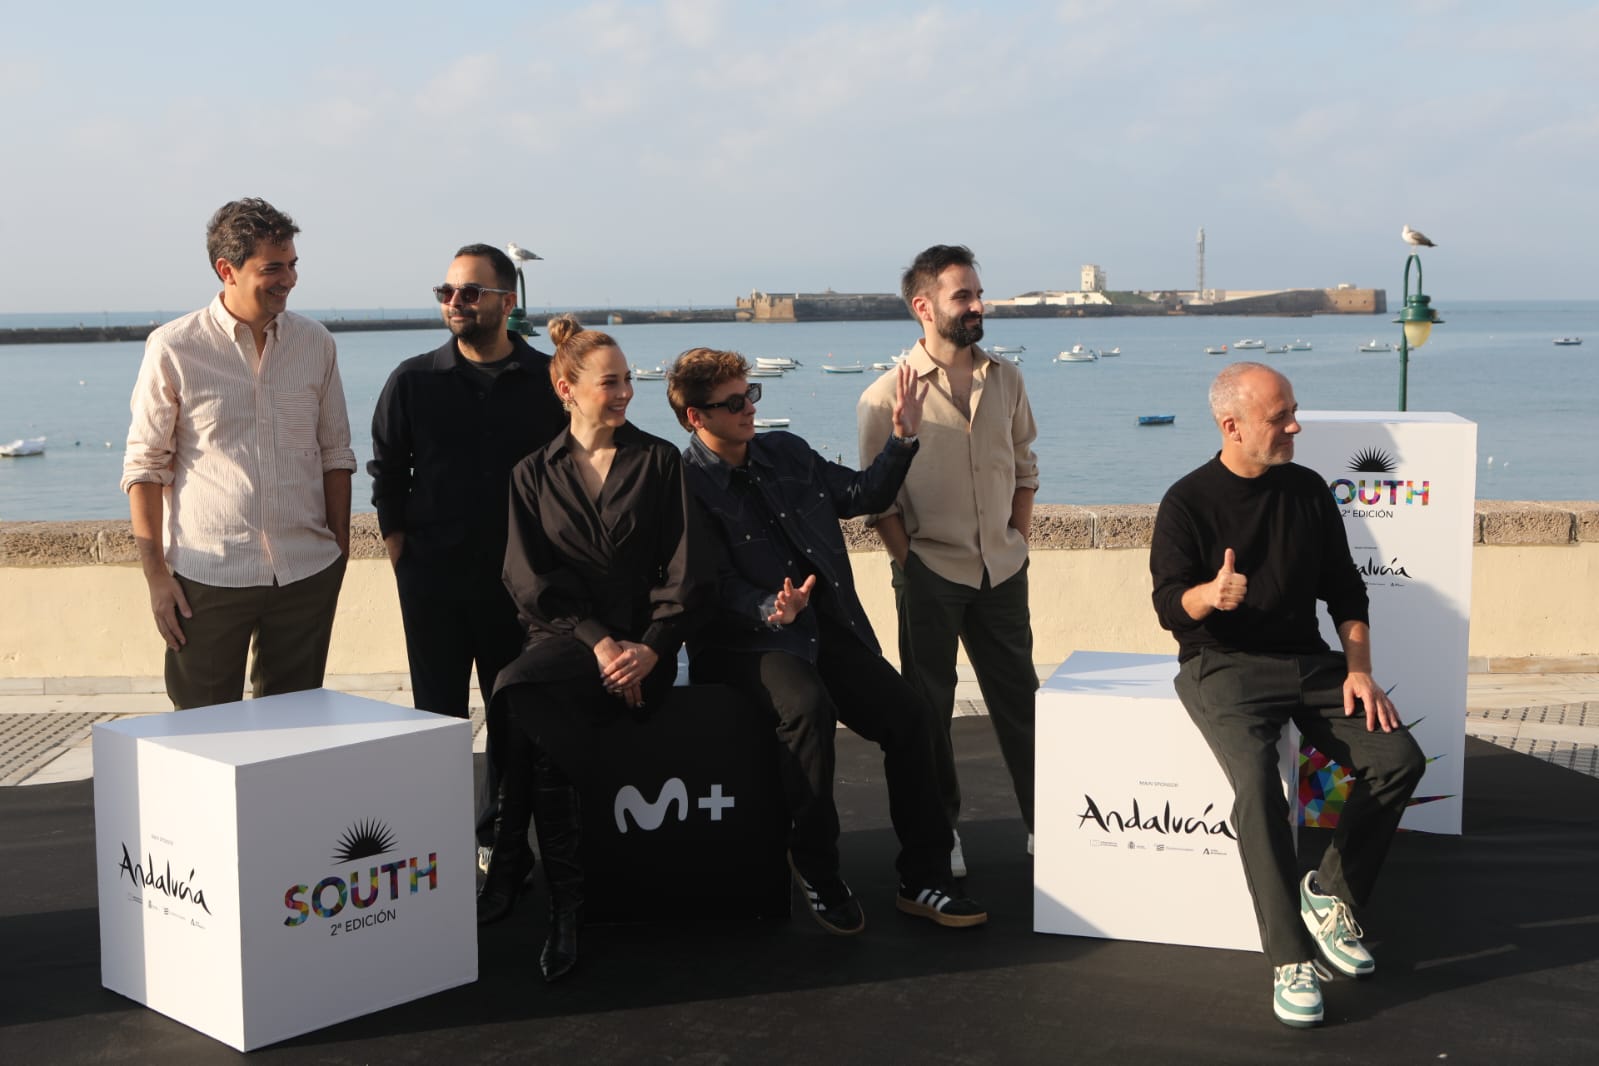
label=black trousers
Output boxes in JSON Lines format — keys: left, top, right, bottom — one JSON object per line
{"left": 694, "top": 616, "right": 954, "bottom": 887}
{"left": 893, "top": 552, "right": 1037, "bottom": 832}
{"left": 1175, "top": 649, "right": 1426, "bottom": 965}
{"left": 397, "top": 587, "right": 524, "bottom": 846}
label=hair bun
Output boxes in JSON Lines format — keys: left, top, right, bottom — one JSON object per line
{"left": 546, "top": 313, "right": 582, "bottom": 350}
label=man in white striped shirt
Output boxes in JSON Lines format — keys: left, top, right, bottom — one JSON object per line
{"left": 122, "top": 198, "right": 357, "bottom": 709}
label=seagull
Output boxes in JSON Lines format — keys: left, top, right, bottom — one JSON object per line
{"left": 1401, "top": 225, "right": 1436, "bottom": 248}
{"left": 506, "top": 242, "right": 543, "bottom": 263}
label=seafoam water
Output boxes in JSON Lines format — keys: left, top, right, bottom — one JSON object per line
{"left": 2, "top": 301, "right": 1595, "bottom": 520}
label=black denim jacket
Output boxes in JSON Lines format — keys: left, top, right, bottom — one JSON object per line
{"left": 682, "top": 429, "right": 917, "bottom": 662}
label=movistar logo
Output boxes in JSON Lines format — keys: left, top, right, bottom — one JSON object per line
{"left": 614, "top": 778, "right": 737, "bottom": 832}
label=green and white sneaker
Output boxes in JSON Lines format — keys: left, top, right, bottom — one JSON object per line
{"left": 1300, "top": 873, "right": 1375, "bottom": 978}
{"left": 1273, "top": 961, "right": 1324, "bottom": 1028}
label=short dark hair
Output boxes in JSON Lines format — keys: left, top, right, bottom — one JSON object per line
{"left": 901, "top": 244, "right": 978, "bottom": 309}
{"left": 667, "top": 347, "right": 750, "bottom": 430}
{"left": 206, "top": 198, "right": 300, "bottom": 279}
{"left": 454, "top": 243, "right": 517, "bottom": 291}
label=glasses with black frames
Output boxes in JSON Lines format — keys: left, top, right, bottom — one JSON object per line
{"left": 696, "top": 383, "right": 762, "bottom": 414}
{"left": 432, "top": 283, "right": 514, "bottom": 305}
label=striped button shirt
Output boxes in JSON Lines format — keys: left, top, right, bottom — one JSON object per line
{"left": 121, "top": 294, "right": 358, "bottom": 588}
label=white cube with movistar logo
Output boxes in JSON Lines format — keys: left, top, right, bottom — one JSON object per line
{"left": 1033, "top": 651, "right": 1297, "bottom": 952}
{"left": 93, "top": 689, "right": 476, "bottom": 1052}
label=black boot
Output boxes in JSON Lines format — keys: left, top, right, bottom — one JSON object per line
{"left": 533, "top": 760, "right": 583, "bottom": 982}
{"left": 477, "top": 770, "right": 536, "bottom": 926}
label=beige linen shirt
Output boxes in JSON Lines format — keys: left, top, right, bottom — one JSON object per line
{"left": 121, "top": 295, "right": 357, "bottom": 588}
{"left": 857, "top": 341, "right": 1040, "bottom": 589}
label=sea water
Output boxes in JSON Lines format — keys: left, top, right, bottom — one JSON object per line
{"left": 2, "top": 301, "right": 1595, "bottom": 521}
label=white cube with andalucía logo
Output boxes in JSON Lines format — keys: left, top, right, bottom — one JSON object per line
{"left": 93, "top": 689, "right": 477, "bottom": 1051}
{"left": 1033, "top": 652, "right": 1298, "bottom": 952}
{"left": 1293, "top": 411, "right": 1476, "bottom": 835}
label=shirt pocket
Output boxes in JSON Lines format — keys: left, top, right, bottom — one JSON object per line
{"left": 273, "top": 389, "right": 320, "bottom": 453}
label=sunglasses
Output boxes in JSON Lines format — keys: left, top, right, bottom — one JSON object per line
{"left": 697, "top": 383, "right": 762, "bottom": 414}
{"left": 432, "top": 283, "right": 514, "bottom": 305}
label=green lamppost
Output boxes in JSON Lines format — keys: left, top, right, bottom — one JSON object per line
{"left": 506, "top": 242, "right": 543, "bottom": 337}
{"left": 1395, "top": 253, "right": 1443, "bottom": 411}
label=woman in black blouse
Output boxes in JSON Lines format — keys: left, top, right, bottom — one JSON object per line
{"left": 481, "top": 314, "right": 705, "bottom": 981}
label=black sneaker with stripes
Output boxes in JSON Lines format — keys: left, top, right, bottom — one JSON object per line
{"left": 789, "top": 855, "right": 866, "bottom": 936}
{"left": 895, "top": 883, "right": 988, "bottom": 928}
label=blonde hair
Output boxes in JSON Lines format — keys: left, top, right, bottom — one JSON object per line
{"left": 547, "top": 313, "right": 621, "bottom": 390}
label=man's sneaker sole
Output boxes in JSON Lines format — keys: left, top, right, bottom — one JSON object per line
{"left": 1273, "top": 963, "right": 1324, "bottom": 1028}
{"left": 1300, "top": 873, "right": 1375, "bottom": 979}
{"left": 895, "top": 887, "right": 988, "bottom": 928}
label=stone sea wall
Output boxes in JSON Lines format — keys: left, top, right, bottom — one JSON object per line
{"left": 1, "top": 502, "right": 1595, "bottom": 684}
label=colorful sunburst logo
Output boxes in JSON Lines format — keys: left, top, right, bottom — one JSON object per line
{"left": 1348, "top": 447, "right": 1397, "bottom": 473}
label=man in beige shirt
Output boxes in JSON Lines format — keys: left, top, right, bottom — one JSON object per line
{"left": 122, "top": 198, "right": 356, "bottom": 709}
{"left": 858, "top": 244, "right": 1039, "bottom": 876}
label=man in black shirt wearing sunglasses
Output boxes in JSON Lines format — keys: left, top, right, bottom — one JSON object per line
{"left": 369, "top": 244, "right": 565, "bottom": 877}
{"left": 668, "top": 348, "right": 986, "bottom": 935}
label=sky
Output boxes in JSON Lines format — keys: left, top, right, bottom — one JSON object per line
{"left": 1, "top": 0, "right": 1595, "bottom": 312}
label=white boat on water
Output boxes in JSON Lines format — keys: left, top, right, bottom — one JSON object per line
{"left": 1358, "top": 339, "right": 1394, "bottom": 352}
{"left": 1266, "top": 346, "right": 1288, "bottom": 354}
{"left": 1553, "top": 337, "right": 1584, "bottom": 346}
{"left": 1285, "top": 339, "right": 1313, "bottom": 351}
{"left": 0, "top": 436, "right": 46, "bottom": 457}
{"left": 1055, "top": 345, "right": 1098, "bottom": 363}
{"left": 756, "top": 356, "right": 802, "bottom": 369}
{"left": 989, "top": 345, "right": 1027, "bottom": 355}
{"left": 753, "top": 417, "right": 790, "bottom": 429}
{"left": 1100, "top": 347, "right": 1121, "bottom": 357}
{"left": 1234, "top": 338, "right": 1266, "bottom": 350}
{"left": 631, "top": 364, "right": 667, "bottom": 380}
{"left": 748, "top": 367, "right": 786, "bottom": 377}
{"left": 870, "top": 362, "right": 897, "bottom": 371}
{"left": 1203, "top": 345, "right": 1228, "bottom": 355}
{"left": 820, "top": 363, "right": 865, "bottom": 374}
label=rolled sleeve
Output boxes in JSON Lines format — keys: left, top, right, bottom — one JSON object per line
{"left": 316, "top": 342, "right": 358, "bottom": 474}
{"left": 1011, "top": 388, "right": 1040, "bottom": 492}
{"left": 121, "top": 345, "right": 179, "bottom": 492}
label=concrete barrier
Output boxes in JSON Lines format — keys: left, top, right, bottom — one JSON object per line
{"left": 2, "top": 502, "right": 1595, "bottom": 687}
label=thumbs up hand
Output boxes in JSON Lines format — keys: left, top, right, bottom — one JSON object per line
{"left": 1212, "top": 548, "right": 1248, "bottom": 611}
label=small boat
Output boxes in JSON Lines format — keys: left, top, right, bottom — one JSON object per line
{"left": 1055, "top": 345, "right": 1098, "bottom": 363}
{"left": 747, "top": 367, "right": 785, "bottom": 378}
{"left": 1285, "top": 339, "right": 1313, "bottom": 351}
{"left": 1137, "top": 415, "right": 1175, "bottom": 426}
{"left": 1203, "top": 345, "right": 1228, "bottom": 355}
{"left": 869, "top": 362, "right": 898, "bottom": 371}
{"left": 0, "top": 436, "right": 46, "bottom": 457}
{"left": 997, "top": 352, "right": 1023, "bottom": 365}
{"left": 1100, "top": 347, "right": 1121, "bottom": 357}
{"left": 1358, "top": 340, "right": 1394, "bottom": 353}
{"left": 631, "top": 365, "right": 667, "bottom": 380}
{"left": 989, "top": 345, "right": 1027, "bottom": 355}
{"left": 756, "top": 356, "right": 802, "bottom": 369}
{"left": 1265, "top": 346, "right": 1288, "bottom": 354}
{"left": 1234, "top": 338, "right": 1266, "bottom": 350}
{"left": 820, "top": 363, "right": 865, "bottom": 374}
{"left": 752, "top": 418, "right": 790, "bottom": 429}
{"left": 1553, "top": 337, "right": 1584, "bottom": 346}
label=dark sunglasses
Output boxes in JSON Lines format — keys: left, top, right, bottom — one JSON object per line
{"left": 697, "top": 382, "right": 762, "bottom": 414}
{"left": 432, "top": 283, "right": 514, "bottom": 305}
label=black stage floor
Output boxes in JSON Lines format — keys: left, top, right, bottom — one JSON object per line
{"left": 3, "top": 720, "right": 1597, "bottom": 1065}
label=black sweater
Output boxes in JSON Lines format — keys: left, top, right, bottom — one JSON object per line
{"left": 1150, "top": 455, "right": 1368, "bottom": 662}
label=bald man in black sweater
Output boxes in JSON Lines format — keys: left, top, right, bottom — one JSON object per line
{"left": 1150, "top": 363, "right": 1425, "bottom": 1030}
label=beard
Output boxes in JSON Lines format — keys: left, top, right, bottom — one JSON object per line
{"left": 936, "top": 308, "right": 984, "bottom": 348}
{"left": 448, "top": 310, "right": 505, "bottom": 349}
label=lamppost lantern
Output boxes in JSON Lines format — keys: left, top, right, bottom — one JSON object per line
{"left": 505, "top": 242, "right": 543, "bottom": 338}
{"left": 1394, "top": 252, "right": 1443, "bottom": 411}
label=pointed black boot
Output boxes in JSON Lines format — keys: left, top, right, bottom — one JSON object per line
{"left": 533, "top": 763, "right": 583, "bottom": 982}
{"left": 477, "top": 770, "right": 536, "bottom": 926}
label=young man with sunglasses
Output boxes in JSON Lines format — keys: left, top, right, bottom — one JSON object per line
{"left": 123, "top": 198, "right": 357, "bottom": 709}
{"left": 669, "top": 349, "right": 986, "bottom": 934}
{"left": 369, "top": 244, "right": 565, "bottom": 889}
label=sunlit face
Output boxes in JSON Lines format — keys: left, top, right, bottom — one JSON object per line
{"left": 1227, "top": 370, "right": 1301, "bottom": 472}
{"left": 691, "top": 376, "right": 758, "bottom": 449}
{"left": 556, "top": 347, "right": 632, "bottom": 429}
{"left": 921, "top": 264, "right": 984, "bottom": 348}
{"left": 218, "top": 239, "right": 297, "bottom": 325}
{"left": 440, "top": 254, "right": 514, "bottom": 349}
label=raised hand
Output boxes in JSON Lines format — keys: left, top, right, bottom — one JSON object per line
{"left": 1212, "top": 548, "right": 1248, "bottom": 611}
{"left": 891, "top": 361, "right": 929, "bottom": 439}
{"left": 766, "top": 574, "right": 817, "bottom": 625}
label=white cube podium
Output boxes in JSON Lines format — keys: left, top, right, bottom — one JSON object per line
{"left": 93, "top": 689, "right": 477, "bottom": 1051}
{"left": 1034, "top": 652, "right": 1297, "bottom": 952}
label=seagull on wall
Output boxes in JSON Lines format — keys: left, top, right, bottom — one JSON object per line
{"left": 506, "top": 242, "right": 543, "bottom": 263}
{"left": 1401, "top": 225, "right": 1436, "bottom": 248}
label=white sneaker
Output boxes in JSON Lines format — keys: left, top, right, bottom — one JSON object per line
{"left": 950, "top": 829, "right": 967, "bottom": 879}
{"left": 1272, "top": 961, "right": 1324, "bottom": 1028}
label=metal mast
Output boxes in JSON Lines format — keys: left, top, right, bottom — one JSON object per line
{"left": 1196, "top": 227, "right": 1206, "bottom": 298}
